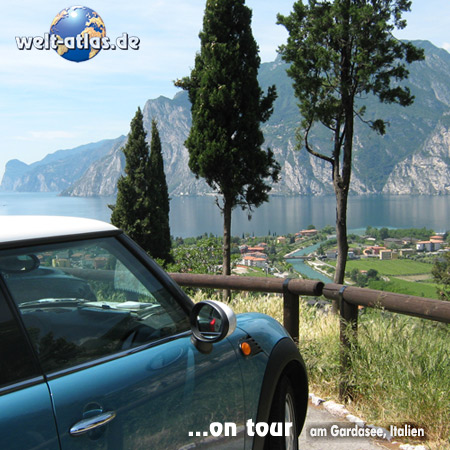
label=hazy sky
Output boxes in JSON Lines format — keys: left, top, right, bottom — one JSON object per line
{"left": 1, "top": 0, "right": 449, "bottom": 179}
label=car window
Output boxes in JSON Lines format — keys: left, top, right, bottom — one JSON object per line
{"left": 0, "top": 237, "right": 190, "bottom": 373}
{"left": 0, "top": 290, "right": 40, "bottom": 387}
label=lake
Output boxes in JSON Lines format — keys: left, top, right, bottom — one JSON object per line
{"left": 0, "top": 192, "right": 449, "bottom": 238}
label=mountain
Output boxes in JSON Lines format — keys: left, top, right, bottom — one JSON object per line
{"left": 62, "top": 93, "right": 210, "bottom": 197}
{"left": 1, "top": 137, "right": 126, "bottom": 193}
{"left": 141, "top": 93, "right": 209, "bottom": 196}
{"left": 2, "top": 40, "right": 450, "bottom": 197}
{"left": 61, "top": 136, "right": 127, "bottom": 196}
{"left": 382, "top": 116, "right": 450, "bottom": 194}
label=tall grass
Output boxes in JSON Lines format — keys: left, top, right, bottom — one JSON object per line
{"left": 192, "top": 291, "right": 450, "bottom": 449}
{"left": 350, "top": 311, "right": 449, "bottom": 449}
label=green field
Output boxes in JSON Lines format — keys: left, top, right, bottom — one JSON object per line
{"left": 342, "top": 258, "right": 433, "bottom": 276}
{"left": 368, "top": 278, "right": 439, "bottom": 299}
{"left": 327, "top": 258, "right": 439, "bottom": 299}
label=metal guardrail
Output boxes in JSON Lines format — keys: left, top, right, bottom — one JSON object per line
{"left": 169, "top": 272, "right": 450, "bottom": 400}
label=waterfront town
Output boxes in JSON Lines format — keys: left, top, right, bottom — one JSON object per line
{"left": 232, "top": 227, "right": 448, "bottom": 297}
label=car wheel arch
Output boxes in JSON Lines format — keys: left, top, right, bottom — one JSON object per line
{"left": 252, "top": 337, "right": 308, "bottom": 450}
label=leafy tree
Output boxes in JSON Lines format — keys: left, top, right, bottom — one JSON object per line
{"left": 350, "top": 268, "right": 359, "bottom": 283}
{"left": 366, "top": 269, "right": 379, "bottom": 280}
{"left": 278, "top": 0, "right": 424, "bottom": 311}
{"left": 175, "top": 0, "right": 280, "bottom": 292}
{"left": 349, "top": 268, "right": 379, "bottom": 287}
{"left": 356, "top": 273, "right": 368, "bottom": 287}
{"left": 365, "top": 226, "right": 434, "bottom": 241}
{"left": 379, "top": 227, "right": 390, "bottom": 240}
{"left": 322, "top": 225, "right": 336, "bottom": 235}
{"left": 148, "top": 119, "right": 172, "bottom": 263}
{"left": 167, "top": 237, "right": 223, "bottom": 275}
{"left": 432, "top": 252, "right": 450, "bottom": 301}
{"left": 110, "top": 107, "right": 153, "bottom": 253}
{"left": 110, "top": 110, "right": 172, "bottom": 263}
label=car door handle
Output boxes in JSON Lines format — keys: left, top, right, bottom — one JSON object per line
{"left": 70, "top": 411, "right": 116, "bottom": 436}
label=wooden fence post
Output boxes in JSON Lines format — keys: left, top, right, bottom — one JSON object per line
{"left": 338, "top": 286, "right": 359, "bottom": 401}
{"left": 283, "top": 279, "right": 299, "bottom": 342}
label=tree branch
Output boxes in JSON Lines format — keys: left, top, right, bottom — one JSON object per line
{"left": 304, "top": 120, "right": 334, "bottom": 166}
{"left": 354, "top": 109, "right": 388, "bottom": 134}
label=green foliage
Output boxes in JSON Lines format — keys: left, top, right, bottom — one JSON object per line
{"left": 321, "top": 225, "right": 336, "bottom": 235}
{"left": 366, "top": 268, "right": 378, "bottom": 279}
{"left": 349, "top": 267, "right": 379, "bottom": 287}
{"left": 278, "top": 0, "right": 424, "bottom": 141}
{"left": 147, "top": 119, "right": 172, "bottom": 263}
{"left": 365, "top": 226, "right": 434, "bottom": 241}
{"left": 432, "top": 251, "right": 450, "bottom": 301}
{"left": 166, "top": 237, "right": 224, "bottom": 275}
{"left": 175, "top": 0, "right": 280, "bottom": 276}
{"left": 110, "top": 110, "right": 171, "bottom": 263}
{"left": 318, "top": 238, "right": 337, "bottom": 254}
{"left": 110, "top": 107, "right": 153, "bottom": 253}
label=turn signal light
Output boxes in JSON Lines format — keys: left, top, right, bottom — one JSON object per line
{"left": 240, "top": 341, "right": 252, "bottom": 356}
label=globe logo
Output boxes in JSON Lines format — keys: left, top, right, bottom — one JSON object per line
{"left": 50, "top": 6, "right": 106, "bottom": 62}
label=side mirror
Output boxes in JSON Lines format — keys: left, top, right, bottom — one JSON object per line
{"left": 0, "top": 254, "right": 40, "bottom": 273}
{"left": 190, "top": 300, "right": 237, "bottom": 353}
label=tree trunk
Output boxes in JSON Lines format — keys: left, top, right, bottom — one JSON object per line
{"left": 332, "top": 17, "right": 353, "bottom": 313}
{"left": 222, "top": 197, "right": 232, "bottom": 301}
{"left": 334, "top": 187, "right": 349, "bottom": 285}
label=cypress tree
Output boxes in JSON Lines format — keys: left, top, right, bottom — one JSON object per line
{"left": 148, "top": 119, "right": 172, "bottom": 262}
{"left": 175, "top": 0, "right": 280, "bottom": 287}
{"left": 110, "top": 111, "right": 171, "bottom": 263}
{"left": 110, "top": 107, "right": 153, "bottom": 252}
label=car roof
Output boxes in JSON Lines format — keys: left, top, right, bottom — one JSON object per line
{"left": 0, "top": 216, "right": 118, "bottom": 244}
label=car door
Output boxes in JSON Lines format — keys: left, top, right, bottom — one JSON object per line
{"left": 1, "top": 235, "right": 245, "bottom": 450}
{"left": 48, "top": 331, "right": 245, "bottom": 450}
{"left": 0, "top": 287, "right": 60, "bottom": 450}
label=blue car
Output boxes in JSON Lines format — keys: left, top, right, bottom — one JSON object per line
{"left": 0, "top": 216, "right": 308, "bottom": 450}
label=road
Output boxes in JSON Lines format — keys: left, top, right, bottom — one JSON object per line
{"left": 299, "top": 402, "right": 391, "bottom": 450}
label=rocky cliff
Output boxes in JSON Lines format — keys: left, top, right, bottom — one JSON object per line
{"left": 1, "top": 137, "right": 126, "bottom": 193}
{"left": 61, "top": 136, "right": 127, "bottom": 196}
{"left": 382, "top": 118, "right": 450, "bottom": 194}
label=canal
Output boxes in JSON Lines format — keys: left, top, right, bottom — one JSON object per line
{"left": 286, "top": 242, "right": 333, "bottom": 284}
